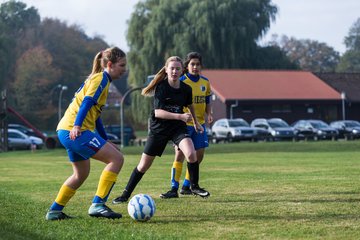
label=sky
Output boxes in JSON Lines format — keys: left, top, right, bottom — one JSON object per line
{"left": 3, "top": 0, "right": 360, "bottom": 54}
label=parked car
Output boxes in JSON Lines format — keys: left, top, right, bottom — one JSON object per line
{"left": 8, "top": 123, "right": 46, "bottom": 138}
{"left": 106, "top": 133, "right": 121, "bottom": 144}
{"left": 250, "top": 118, "right": 296, "bottom": 141}
{"left": 211, "top": 118, "right": 257, "bottom": 143}
{"left": 8, "top": 124, "right": 44, "bottom": 149}
{"left": 292, "top": 120, "right": 338, "bottom": 141}
{"left": 104, "top": 125, "right": 136, "bottom": 145}
{"left": 330, "top": 120, "right": 360, "bottom": 140}
{"left": 7, "top": 129, "right": 43, "bottom": 150}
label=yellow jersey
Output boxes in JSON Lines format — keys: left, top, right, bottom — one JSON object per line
{"left": 180, "top": 73, "right": 212, "bottom": 125}
{"left": 57, "top": 72, "right": 111, "bottom": 131}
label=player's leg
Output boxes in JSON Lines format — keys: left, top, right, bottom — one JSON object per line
{"left": 178, "top": 137, "right": 210, "bottom": 198}
{"left": 160, "top": 148, "right": 185, "bottom": 199}
{"left": 113, "top": 133, "right": 167, "bottom": 204}
{"left": 46, "top": 159, "right": 90, "bottom": 220}
{"left": 88, "top": 142, "right": 124, "bottom": 219}
{"left": 181, "top": 148, "right": 205, "bottom": 195}
{"left": 181, "top": 125, "right": 208, "bottom": 195}
{"left": 112, "top": 153, "right": 155, "bottom": 204}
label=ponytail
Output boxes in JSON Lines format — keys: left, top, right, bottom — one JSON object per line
{"left": 90, "top": 51, "right": 103, "bottom": 77}
{"left": 141, "top": 67, "right": 166, "bottom": 97}
{"left": 89, "top": 47, "right": 126, "bottom": 78}
{"left": 141, "top": 56, "right": 183, "bottom": 97}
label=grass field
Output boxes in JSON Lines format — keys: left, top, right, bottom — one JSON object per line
{"left": 1, "top": 141, "right": 360, "bottom": 239}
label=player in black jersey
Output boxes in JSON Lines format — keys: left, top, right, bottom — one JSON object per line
{"left": 112, "top": 56, "right": 210, "bottom": 204}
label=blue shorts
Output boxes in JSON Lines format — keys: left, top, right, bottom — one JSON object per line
{"left": 57, "top": 130, "right": 107, "bottom": 162}
{"left": 187, "top": 124, "right": 209, "bottom": 150}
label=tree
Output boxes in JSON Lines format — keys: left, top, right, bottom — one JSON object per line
{"left": 13, "top": 46, "right": 60, "bottom": 126}
{"left": 337, "top": 18, "right": 360, "bottom": 72}
{"left": 269, "top": 35, "right": 340, "bottom": 72}
{"left": 0, "top": 0, "right": 40, "bottom": 90}
{"left": 126, "top": 0, "right": 279, "bottom": 124}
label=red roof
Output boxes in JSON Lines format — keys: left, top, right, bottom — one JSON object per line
{"left": 202, "top": 70, "right": 341, "bottom": 102}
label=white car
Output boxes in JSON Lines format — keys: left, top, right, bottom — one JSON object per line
{"left": 8, "top": 128, "right": 44, "bottom": 150}
{"left": 211, "top": 118, "right": 257, "bottom": 143}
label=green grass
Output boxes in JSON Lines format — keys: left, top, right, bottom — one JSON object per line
{"left": 1, "top": 141, "right": 360, "bottom": 239}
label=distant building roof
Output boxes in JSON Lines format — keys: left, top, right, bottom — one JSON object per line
{"left": 202, "top": 70, "right": 341, "bottom": 102}
{"left": 314, "top": 72, "right": 360, "bottom": 102}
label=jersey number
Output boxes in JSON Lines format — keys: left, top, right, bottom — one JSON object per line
{"left": 89, "top": 137, "right": 101, "bottom": 148}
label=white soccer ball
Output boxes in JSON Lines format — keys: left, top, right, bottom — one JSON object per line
{"left": 127, "top": 194, "right": 156, "bottom": 221}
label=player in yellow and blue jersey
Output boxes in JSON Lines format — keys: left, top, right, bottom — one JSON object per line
{"left": 45, "top": 47, "right": 127, "bottom": 220}
{"left": 160, "top": 52, "right": 213, "bottom": 199}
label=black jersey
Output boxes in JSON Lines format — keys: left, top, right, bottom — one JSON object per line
{"left": 149, "top": 79, "right": 193, "bottom": 134}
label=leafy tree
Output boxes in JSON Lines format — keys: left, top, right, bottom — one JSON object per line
{"left": 13, "top": 46, "right": 60, "bottom": 126}
{"left": 269, "top": 35, "right": 340, "bottom": 72}
{"left": 337, "top": 18, "right": 360, "bottom": 72}
{"left": 126, "top": 0, "right": 279, "bottom": 124}
{"left": 0, "top": 0, "right": 40, "bottom": 90}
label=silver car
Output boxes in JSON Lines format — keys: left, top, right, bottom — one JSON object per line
{"left": 211, "top": 118, "right": 257, "bottom": 143}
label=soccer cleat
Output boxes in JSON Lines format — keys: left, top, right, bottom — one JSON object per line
{"left": 112, "top": 195, "right": 129, "bottom": 204}
{"left": 45, "top": 210, "right": 73, "bottom": 221}
{"left": 179, "top": 186, "right": 192, "bottom": 195}
{"left": 160, "top": 188, "right": 179, "bottom": 199}
{"left": 191, "top": 185, "right": 210, "bottom": 198}
{"left": 88, "top": 204, "right": 122, "bottom": 219}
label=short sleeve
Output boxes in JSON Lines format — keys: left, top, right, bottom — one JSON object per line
{"left": 153, "top": 84, "right": 166, "bottom": 109}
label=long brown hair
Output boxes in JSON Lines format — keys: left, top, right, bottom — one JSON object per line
{"left": 141, "top": 56, "right": 183, "bottom": 97}
{"left": 89, "top": 47, "right": 126, "bottom": 77}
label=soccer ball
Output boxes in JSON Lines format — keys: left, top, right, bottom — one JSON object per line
{"left": 127, "top": 194, "right": 156, "bottom": 221}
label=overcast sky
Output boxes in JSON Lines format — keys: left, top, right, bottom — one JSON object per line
{"left": 3, "top": 0, "right": 360, "bottom": 54}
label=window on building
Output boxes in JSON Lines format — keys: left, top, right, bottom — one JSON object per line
{"left": 272, "top": 104, "right": 291, "bottom": 113}
{"left": 242, "top": 105, "right": 253, "bottom": 113}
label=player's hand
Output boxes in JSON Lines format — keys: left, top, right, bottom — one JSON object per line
{"left": 195, "top": 122, "right": 204, "bottom": 134}
{"left": 181, "top": 113, "right": 192, "bottom": 123}
{"left": 207, "top": 114, "right": 213, "bottom": 124}
{"left": 70, "top": 126, "right": 81, "bottom": 140}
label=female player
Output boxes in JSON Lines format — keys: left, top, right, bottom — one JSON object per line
{"left": 112, "top": 56, "right": 210, "bottom": 204}
{"left": 160, "top": 52, "right": 213, "bottom": 198}
{"left": 46, "top": 47, "right": 127, "bottom": 220}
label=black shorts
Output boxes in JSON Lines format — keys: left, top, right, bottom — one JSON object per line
{"left": 143, "top": 127, "right": 190, "bottom": 157}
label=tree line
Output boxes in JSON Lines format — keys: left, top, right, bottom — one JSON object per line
{"left": 1, "top": 0, "right": 359, "bottom": 130}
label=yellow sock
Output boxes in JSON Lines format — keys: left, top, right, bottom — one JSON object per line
{"left": 54, "top": 184, "right": 76, "bottom": 207}
{"left": 94, "top": 170, "right": 118, "bottom": 202}
{"left": 184, "top": 168, "right": 190, "bottom": 183}
{"left": 171, "top": 161, "right": 183, "bottom": 189}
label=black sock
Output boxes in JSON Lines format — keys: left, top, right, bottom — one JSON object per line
{"left": 122, "top": 167, "right": 144, "bottom": 198}
{"left": 187, "top": 161, "right": 199, "bottom": 188}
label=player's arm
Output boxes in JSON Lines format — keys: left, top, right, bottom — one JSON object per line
{"left": 95, "top": 117, "right": 108, "bottom": 140}
{"left": 205, "top": 96, "right": 213, "bottom": 124}
{"left": 154, "top": 109, "right": 192, "bottom": 123}
{"left": 70, "top": 97, "right": 96, "bottom": 140}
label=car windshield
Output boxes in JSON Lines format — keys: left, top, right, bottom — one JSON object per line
{"left": 229, "top": 120, "right": 249, "bottom": 127}
{"left": 345, "top": 121, "right": 360, "bottom": 127}
{"left": 268, "top": 120, "right": 289, "bottom": 128}
{"left": 310, "top": 121, "right": 329, "bottom": 128}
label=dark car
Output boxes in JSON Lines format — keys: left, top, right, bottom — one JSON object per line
{"left": 292, "top": 120, "right": 338, "bottom": 141}
{"left": 251, "top": 118, "right": 296, "bottom": 141}
{"left": 330, "top": 120, "right": 360, "bottom": 140}
{"left": 104, "top": 125, "right": 136, "bottom": 145}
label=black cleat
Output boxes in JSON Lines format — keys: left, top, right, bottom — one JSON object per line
{"left": 179, "top": 186, "right": 192, "bottom": 195}
{"left": 191, "top": 185, "right": 210, "bottom": 198}
{"left": 112, "top": 195, "right": 129, "bottom": 204}
{"left": 160, "top": 188, "right": 179, "bottom": 199}
{"left": 88, "top": 204, "right": 122, "bottom": 219}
